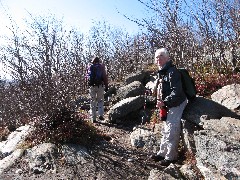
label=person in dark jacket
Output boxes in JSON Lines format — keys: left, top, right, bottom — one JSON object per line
{"left": 151, "top": 48, "right": 187, "bottom": 166}
{"left": 87, "top": 57, "right": 108, "bottom": 123}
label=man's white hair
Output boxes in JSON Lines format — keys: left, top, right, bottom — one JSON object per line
{"left": 155, "top": 48, "right": 169, "bottom": 58}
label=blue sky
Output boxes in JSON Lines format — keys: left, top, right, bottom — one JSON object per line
{"left": 0, "top": 0, "right": 149, "bottom": 79}
{"left": 0, "top": 0, "right": 148, "bottom": 35}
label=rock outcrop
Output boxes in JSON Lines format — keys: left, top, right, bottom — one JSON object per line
{"left": 148, "top": 164, "right": 183, "bottom": 179}
{"left": 125, "top": 70, "right": 150, "bottom": 85}
{"left": 1, "top": 70, "right": 240, "bottom": 180}
{"left": 61, "top": 143, "right": 90, "bottom": 165}
{"left": 116, "top": 81, "right": 145, "bottom": 100}
{"left": 0, "top": 125, "right": 34, "bottom": 155}
{"left": 182, "top": 96, "right": 239, "bottom": 126}
{"left": 108, "top": 95, "right": 144, "bottom": 123}
{"left": 194, "top": 117, "right": 240, "bottom": 179}
{"left": 211, "top": 83, "right": 240, "bottom": 110}
{"left": 0, "top": 149, "right": 24, "bottom": 174}
{"left": 26, "top": 143, "right": 57, "bottom": 174}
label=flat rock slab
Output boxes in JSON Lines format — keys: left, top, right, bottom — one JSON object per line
{"left": 0, "top": 125, "right": 33, "bottom": 155}
{"left": 183, "top": 97, "right": 239, "bottom": 126}
{"left": 0, "top": 149, "right": 24, "bottom": 175}
{"left": 194, "top": 117, "right": 240, "bottom": 179}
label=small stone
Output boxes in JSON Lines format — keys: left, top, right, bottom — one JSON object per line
{"left": 15, "top": 169, "right": 23, "bottom": 174}
{"left": 128, "top": 158, "right": 134, "bottom": 162}
{"left": 32, "top": 167, "right": 44, "bottom": 174}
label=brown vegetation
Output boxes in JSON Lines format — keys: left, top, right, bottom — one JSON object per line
{"left": 0, "top": 0, "right": 239, "bottom": 145}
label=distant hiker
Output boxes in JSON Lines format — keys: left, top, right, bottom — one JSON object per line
{"left": 87, "top": 56, "right": 108, "bottom": 123}
{"left": 150, "top": 48, "right": 187, "bottom": 166}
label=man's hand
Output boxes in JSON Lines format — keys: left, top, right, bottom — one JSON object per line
{"left": 156, "top": 99, "right": 165, "bottom": 108}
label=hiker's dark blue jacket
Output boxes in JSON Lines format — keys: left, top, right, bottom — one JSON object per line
{"left": 158, "top": 60, "right": 186, "bottom": 108}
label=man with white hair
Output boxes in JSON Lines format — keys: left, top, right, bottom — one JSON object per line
{"left": 151, "top": 48, "right": 187, "bottom": 166}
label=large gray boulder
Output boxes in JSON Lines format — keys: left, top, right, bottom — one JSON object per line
{"left": 194, "top": 117, "right": 240, "bottom": 179}
{"left": 26, "top": 143, "right": 57, "bottom": 174}
{"left": 211, "top": 83, "right": 240, "bottom": 110}
{"left": 117, "top": 81, "right": 145, "bottom": 100}
{"left": 182, "top": 96, "right": 239, "bottom": 126}
{"left": 125, "top": 70, "right": 150, "bottom": 85}
{"left": 108, "top": 96, "right": 144, "bottom": 123}
{"left": 145, "top": 76, "right": 158, "bottom": 92}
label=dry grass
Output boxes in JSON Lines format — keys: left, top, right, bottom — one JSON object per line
{"left": 25, "top": 107, "right": 108, "bottom": 148}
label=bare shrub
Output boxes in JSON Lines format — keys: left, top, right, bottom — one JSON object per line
{"left": 0, "top": 0, "right": 239, "bottom": 146}
{"left": 26, "top": 107, "right": 104, "bottom": 148}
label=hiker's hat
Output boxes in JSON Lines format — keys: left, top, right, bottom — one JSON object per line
{"left": 92, "top": 57, "right": 100, "bottom": 64}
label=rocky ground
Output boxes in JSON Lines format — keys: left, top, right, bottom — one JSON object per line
{"left": 1, "top": 72, "right": 240, "bottom": 179}
{"left": 0, "top": 113, "right": 188, "bottom": 180}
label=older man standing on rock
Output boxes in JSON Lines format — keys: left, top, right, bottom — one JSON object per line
{"left": 151, "top": 48, "right": 187, "bottom": 166}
